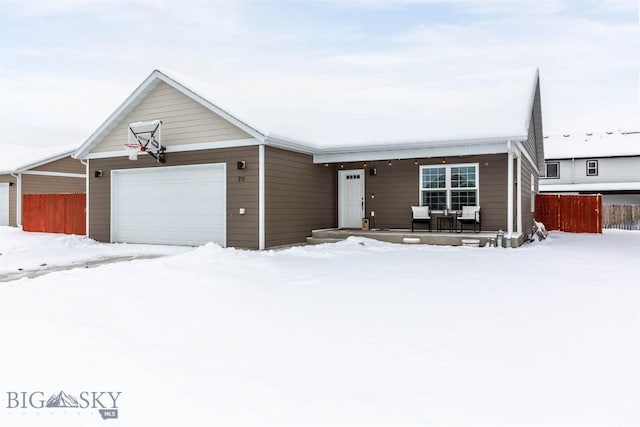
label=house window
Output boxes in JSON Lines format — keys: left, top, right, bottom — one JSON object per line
{"left": 420, "top": 164, "right": 479, "bottom": 211}
{"left": 586, "top": 160, "right": 598, "bottom": 176}
{"left": 531, "top": 173, "right": 535, "bottom": 212}
{"left": 545, "top": 162, "right": 559, "bottom": 178}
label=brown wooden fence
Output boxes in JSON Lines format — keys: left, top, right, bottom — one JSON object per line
{"left": 22, "top": 193, "right": 86, "bottom": 235}
{"left": 603, "top": 205, "right": 640, "bottom": 230}
{"left": 535, "top": 194, "right": 602, "bottom": 233}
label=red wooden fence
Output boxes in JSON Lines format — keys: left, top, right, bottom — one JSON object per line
{"left": 535, "top": 194, "right": 602, "bottom": 233}
{"left": 22, "top": 193, "right": 86, "bottom": 235}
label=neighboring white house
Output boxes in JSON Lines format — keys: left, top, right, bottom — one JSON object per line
{"left": 539, "top": 130, "right": 640, "bottom": 205}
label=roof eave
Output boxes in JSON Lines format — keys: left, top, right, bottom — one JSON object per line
{"left": 73, "top": 69, "right": 268, "bottom": 159}
{"left": 16, "top": 150, "right": 77, "bottom": 172}
{"left": 313, "top": 135, "right": 526, "bottom": 164}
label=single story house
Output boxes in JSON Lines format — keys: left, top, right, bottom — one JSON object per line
{"left": 540, "top": 130, "right": 640, "bottom": 205}
{"left": 73, "top": 68, "right": 545, "bottom": 249}
{"left": 0, "top": 150, "right": 86, "bottom": 228}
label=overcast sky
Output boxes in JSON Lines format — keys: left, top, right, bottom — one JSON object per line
{"left": 0, "top": 0, "right": 638, "bottom": 163}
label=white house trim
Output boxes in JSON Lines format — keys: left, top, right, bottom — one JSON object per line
{"left": 515, "top": 140, "right": 539, "bottom": 174}
{"left": 20, "top": 171, "right": 86, "bottom": 178}
{"left": 156, "top": 71, "right": 266, "bottom": 143}
{"left": 86, "top": 138, "right": 260, "bottom": 159}
{"left": 313, "top": 140, "right": 518, "bottom": 164}
{"left": 74, "top": 70, "right": 267, "bottom": 160}
{"left": 517, "top": 154, "right": 523, "bottom": 234}
{"left": 85, "top": 159, "right": 90, "bottom": 237}
{"left": 15, "top": 150, "right": 76, "bottom": 172}
{"left": 258, "top": 144, "right": 265, "bottom": 250}
{"left": 418, "top": 163, "right": 480, "bottom": 212}
{"left": 10, "top": 173, "right": 21, "bottom": 226}
{"left": 507, "top": 141, "right": 514, "bottom": 240}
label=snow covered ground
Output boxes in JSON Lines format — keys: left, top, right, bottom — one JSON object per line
{"left": 0, "top": 227, "right": 189, "bottom": 278}
{"left": 0, "top": 227, "right": 638, "bottom": 426}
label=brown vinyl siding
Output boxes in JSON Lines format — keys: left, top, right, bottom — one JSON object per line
{"left": 22, "top": 175, "right": 85, "bottom": 194}
{"left": 88, "top": 147, "right": 259, "bottom": 248}
{"left": 0, "top": 174, "right": 18, "bottom": 226}
{"left": 94, "top": 82, "right": 250, "bottom": 153}
{"left": 264, "top": 147, "right": 336, "bottom": 247}
{"left": 531, "top": 78, "right": 545, "bottom": 171}
{"left": 521, "top": 157, "right": 537, "bottom": 237}
{"left": 338, "top": 154, "right": 509, "bottom": 232}
{"left": 31, "top": 156, "right": 85, "bottom": 174}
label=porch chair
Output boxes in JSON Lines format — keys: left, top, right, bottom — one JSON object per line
{"left": 411, "top": 206, "right": 431, "bottom": 232}
{"left": 457, "top": 206, "right": 481, "bottom": 233}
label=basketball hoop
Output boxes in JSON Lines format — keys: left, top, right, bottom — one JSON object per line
{"left": 128, "top": 120, "right": 166, "bottom": 163}
{"left": 123, "top": 143, "right": 144, "bottom": 160}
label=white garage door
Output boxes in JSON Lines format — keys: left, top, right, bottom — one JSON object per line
{"left": 0, "top": 183, "right": 9, "bottom": 226}
{"left": 111, "top": 164, "right": 226, "bottom": 246}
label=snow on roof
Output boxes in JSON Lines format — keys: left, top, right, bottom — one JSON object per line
{"left": 157, "top": 67, "right": 538, "bottom": 147}
{"left": 0, "top": 144, "right": 77, "bottom": 173}
{"left": 544, "top": 130, "right": 640, "bottom": 159}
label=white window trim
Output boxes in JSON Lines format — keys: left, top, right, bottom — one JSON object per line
{"left": 419, "top": 163, "right": 480, "bottom": 212}
{"left": 530, "top": 173, "right": 535, "bottom": 213}
{"left": 586, "top": 159, "right": 598, "bottom": 176}
{"left": 545, "top": 161, "right": 560, "bottom": 179}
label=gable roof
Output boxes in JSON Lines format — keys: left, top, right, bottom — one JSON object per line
{"left": 544, "top": 130, "right": 640, "bottom": 159}
{"left": 74, "top": 68, "right": 540, "bottom": 159}
{"left": 0, "top": 147, "right": 77, "bottom": 174}
{"left": 15, "top": 150, "right": 77, "bottom": 173}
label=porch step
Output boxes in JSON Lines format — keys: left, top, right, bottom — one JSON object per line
{"left": 306, "top": 237, "right": 347, "bottom": 245}
{"left": 308, "top": 228, "right": 503, "bottom": 247}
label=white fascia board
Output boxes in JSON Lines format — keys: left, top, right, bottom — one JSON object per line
{"left": 75, "top": 70, "right": 268, "bottom": 160}
{"left": 74, "top": 75, "right": 161, "bottom": 159}
{"left": 313, "top": 140, "right": 514, "bottom": 164}
{"left": 16, "top": 150, "right": 76, "bottom": 172}
{"left": 539, "top": 182, "right": 640, "bottom": 192}
{"left": 155, "top": 71, "right": 266, "bottom": 143}
{"left": 515, "top": 140, "right": 539, "bottom": 174}
{"left": 86, "top": 138, "right": 260, "bottom": 159}
{"left": 20, "top": 171, "right": 86, "bottom": 178}
{"left": 264, "top": 135, "right": 318, "bottom": 155}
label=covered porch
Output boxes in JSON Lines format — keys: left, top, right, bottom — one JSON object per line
{"left": 307, "top": 228, "right": 524, "bottom": 248}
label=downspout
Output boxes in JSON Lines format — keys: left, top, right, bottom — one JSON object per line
{"left": 258, "top": 144, "right": 265, "bottom": 250}
{"left": 517, "top": 150, "right": 523, "bottom": 235}
{"left": 81, "top": 159, "right": 89, "bottom": 237}
{"left": 506, "top": 140, "right": 514, "bottom": 245}
{"left": 10, "top": 172, "right": 21, "bottom": 226}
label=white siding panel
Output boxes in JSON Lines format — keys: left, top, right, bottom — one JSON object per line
{"left": 94, "top": 82, "right": 250, "bottom": 153}
{"left": 541, "top": 156, "right": 640, "bottom": 186}
{"left": 111, "top": 164, "right": 226, "bottom": 246}
{"left": 0, "top": 183, "right": 9, "bottom": 226}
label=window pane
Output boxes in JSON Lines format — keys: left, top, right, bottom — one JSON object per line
{"left": 546, "top": 163, "right": 559, "bottom": 178}
{"left": 451, "top": 190, "right": 477, "bottom": 210}
{"left": 422, "top": 167, "right": 445, "bottom": 189}
{"left": 422, "top": 191, "right": 447, "bottom": 210}
{"left": 451, "top": 166, "right": 476, "bottom": 188}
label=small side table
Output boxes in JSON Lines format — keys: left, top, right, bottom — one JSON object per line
{"left": 437, "top": 215, "right": 455, "bottom": 232}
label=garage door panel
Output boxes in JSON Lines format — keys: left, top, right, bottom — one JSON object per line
{"left": 0, "top": 183, "right": 9, "bottom": 226}
{"left": 112, "top": 164, "right": 226, "bottom": 246}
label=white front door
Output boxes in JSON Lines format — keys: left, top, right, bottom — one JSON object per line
{"left": 338, "top": 169, "right": 365, "bottom": 228}
{"left": 0, "top": 183, "right": 9, "bottom": 226}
